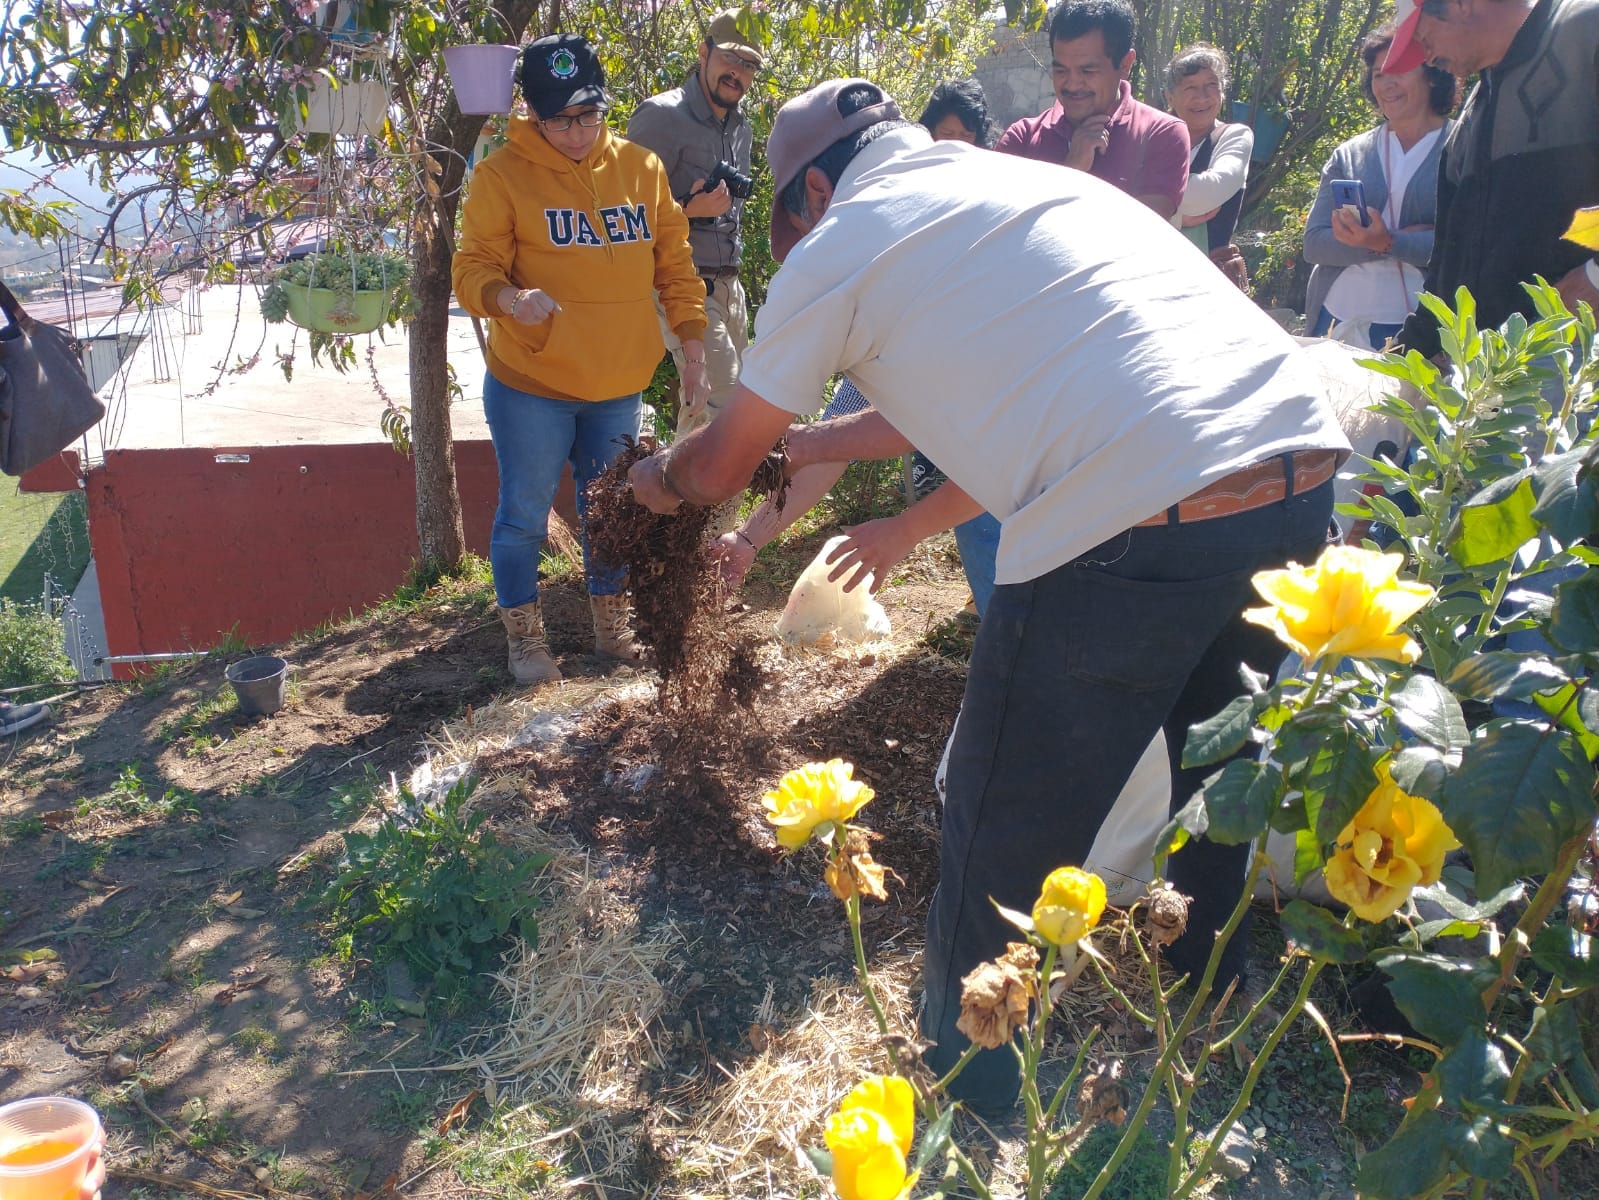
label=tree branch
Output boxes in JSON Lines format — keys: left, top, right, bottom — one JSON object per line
{"left": 44, "top": 124, "right": 280, "bottom": 153}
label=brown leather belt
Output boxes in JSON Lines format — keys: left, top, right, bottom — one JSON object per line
{"left": 1135, "top": 449, "right": 1340, "bottom": 528}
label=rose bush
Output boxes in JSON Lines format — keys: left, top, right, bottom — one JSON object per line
{"left": 764, "top": 278, "right": 1597, "bottom": 1200}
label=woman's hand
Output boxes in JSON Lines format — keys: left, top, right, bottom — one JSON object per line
{"left": 678, "top": 339, "right": 712, "bottom": 422}
{"left": 825, "top": 516, "right": 917, "bottom": 595}
{"left": 1331, "top": 205, "right": 1393, "bottom": 252}
{"left": 711, "top": 530, "right": 758, "bottom": 593}
{"left": 500, "top": 287, "right": 561, "bottom": 324}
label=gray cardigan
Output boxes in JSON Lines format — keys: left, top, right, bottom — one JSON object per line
{"left": 1303, "top": 120, "right": 1452, "bottom": 322}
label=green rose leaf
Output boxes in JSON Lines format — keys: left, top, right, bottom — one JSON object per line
{"left": 1388, "top": 745, "right": 1450, "bottom": 803}
{"left": 1182, "top": 695, "right": 1258, "bottom": 769}
{"left": 805, "top": 1145, "right": 833, "bottom": 1177}
{"left": 1532, "top": 684, "right": 1599, "bottom": 761}
{"left": 1202, "top": 759, "right": 1281, "bottom": 845}
{"left": 1376, "top": 952, "right": 1496, "bottom": 1047}
{"left": 1446, "top": 651, "right": 1571, "bottom": 701}
{"left": 1153, "top": 794, "right": 1208, "bottom": 875}
{"left": 1434, "top": 1028, "right": 1510, "bottom": 1109}
{"left": 1443, "top": 1112, "right": 1513, "bottom": 1180}
{"left": 1441, "top": 723, "right": 1598, "bottom": 895}
{"left": 1449, "top": 473, "right": 1538, "bottom": 568}
{"left": 1279, "top": 900, "right": 1365, "bottom": 963}
{"left": 1549, "top": 571, "right": 1599, "bottom": 652}
{"left": 912, "top": 1104, "right": 957, "bottom": 1173}
{"left": 1303, "top": 731, "right": 1382, "bottom": 845}
{"left": 1529, "top": 924, "right": 1599, "bottom": 988}
{"left": 1390, "top": 674, "right": 1469, "bottom": 752}
{"left": 1523, "top": 999, "right": 1599, "bottom": 1109}
{"left": 1354, "top": 1108, "right": 1452, "bottom": 1200}
{"left": 1411, "top": 880, "right": 1524, "bottom": 923}
{"left": 1530, "top": 446, "right": 1599, "bottom": 545}
{"left": 1292, "top": 824, "right": 1324, "bottom": 887}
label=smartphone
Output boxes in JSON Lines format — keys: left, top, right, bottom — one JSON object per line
{"left": 1330, "top": 179, "right": 1370, "bottom": 227}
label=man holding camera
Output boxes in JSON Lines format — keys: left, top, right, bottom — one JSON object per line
{"left": 627, "top": 9, "right": 764, "bottom": 441}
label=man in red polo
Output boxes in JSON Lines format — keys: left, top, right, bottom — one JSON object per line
{"left": 996, "top": 0, "right": 1189, "bottom": 218}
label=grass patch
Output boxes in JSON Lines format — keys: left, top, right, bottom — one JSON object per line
{"left": 79, "top": 765, "right": 200, "bottom": 820}
{"left": 233, "top": 1023, "right": 283, "bottom": 1058}
{"left": 0, "top": 487, "right": 90, "bottom": 605}
{"left": 157, "top": 686, "right": 240, "bottom": 755}
{"left": 386, "top": 555, "right": 495, "bottom": 613}
{"left": 1047, "top": 1121, "right": 1172, "bottom": 1200}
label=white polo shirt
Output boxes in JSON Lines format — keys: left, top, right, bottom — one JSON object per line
{"left": 739, "top": 126, "right": 1348, "bottom": 586}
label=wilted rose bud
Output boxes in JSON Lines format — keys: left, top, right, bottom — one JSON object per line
{"left": 1143, "top": 884, "right": 1192, "bottom": 947}
{"left": 1077, "top": 1060, "right": 1129, "bottom": 1127}
{"left": 824, "top": 828, "right": 890, "bottom": 902}
{"left": 956, "top": 942, "right": 1039, "bottom": 1050}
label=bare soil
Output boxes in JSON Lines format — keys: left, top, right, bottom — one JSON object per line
{"left": 0, "top": 529, "right": 1445, "bottom": 1200}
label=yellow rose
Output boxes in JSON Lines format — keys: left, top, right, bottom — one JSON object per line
{"left": 825, "top": 1075, "right": 917, "bottom": 1200}
{"left": 1243, "top": 545, "right": 1435, "bottom": 666}
{"left": 1031, "top": 866, "right": 1108, "bottom": 947}
{"left": 763, "top": 759, "right": 874, "bottom": 850}
{"left": 1324, "top": 763, "right": 1460, "bottom": 922}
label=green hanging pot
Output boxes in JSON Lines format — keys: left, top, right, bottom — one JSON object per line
{"left": 283, "top": 286, "right": 391, "bottom": 334}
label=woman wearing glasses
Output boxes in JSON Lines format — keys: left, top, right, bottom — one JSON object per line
{"left": 454, "top": 33, "right": 708, "bottom": 686}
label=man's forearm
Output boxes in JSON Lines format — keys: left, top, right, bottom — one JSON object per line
{"left": 787, "top": 409, "right": 913, "bottom": 470}
{"left": 899, "top": 479, "right": 986, "bottom": 542}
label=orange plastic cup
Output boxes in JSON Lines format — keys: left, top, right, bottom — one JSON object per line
{"left": 0, "top": 1098, "right": 101, "bottom": 1200}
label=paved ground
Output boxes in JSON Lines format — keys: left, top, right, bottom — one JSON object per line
{"left": 72, "top": 281, "right": 492, "bottom": 455}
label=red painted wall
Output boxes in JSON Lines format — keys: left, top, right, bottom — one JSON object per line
{"left": 86, "top": 442, "right": 502, "bottom": 665}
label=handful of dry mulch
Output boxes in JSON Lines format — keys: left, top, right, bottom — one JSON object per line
{"left": 584, "top": 437, "right": 767, "bottom": 724}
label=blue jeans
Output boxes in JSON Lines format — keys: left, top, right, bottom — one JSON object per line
{"left": 482, "top": 374, "right": 641, "bottom": 608}
{"left": 953, "top": 513, "right": 1001, "bottom": 618}
{"left": 922, "top": 474, "right": 1335, "bottom": 1110}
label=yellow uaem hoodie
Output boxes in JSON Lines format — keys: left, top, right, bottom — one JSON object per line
{"left": 453, "top": 118, "right": 706, "bottom": 402}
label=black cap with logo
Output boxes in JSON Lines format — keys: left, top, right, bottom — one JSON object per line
{"left": 519, "top": 34, "right": 607, "bottom": 120}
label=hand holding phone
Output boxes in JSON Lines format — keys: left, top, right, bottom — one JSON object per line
{"left": 1330, "top": 179, "right": 1370, "bottom": 227}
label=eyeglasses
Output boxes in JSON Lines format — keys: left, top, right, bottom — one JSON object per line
{"left": 540, "top": 110, "right": 606, "bottom": 132}
{"left": 714, "top": 46, "right": 761, "bottom": 73}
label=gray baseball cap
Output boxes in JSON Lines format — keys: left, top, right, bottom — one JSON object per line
{"left": 767, "top": 79, "right": 902, "bottom": 262}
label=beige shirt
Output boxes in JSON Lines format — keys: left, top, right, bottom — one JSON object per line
{"left": 740, "top": 127, "right": 1348, "bottom": 585}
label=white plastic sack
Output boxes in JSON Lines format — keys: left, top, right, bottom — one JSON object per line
{"left": 776, "top": 534, "right": 892, "bottom": 646}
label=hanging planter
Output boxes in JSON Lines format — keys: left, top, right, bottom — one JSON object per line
{"left": 443, "top": 44, "right": 520, "bottom": 115}
{"left": 296, "top": 78, "right": 390, "bottom": 138}
{"left": 313, "top": 1, "right": 382, "bottom": 46}
{"left": 261, "top": 250, "right": 410, "bottom": 335}
{"left": 282, "top": 286, "right": 391, "bottom": 334}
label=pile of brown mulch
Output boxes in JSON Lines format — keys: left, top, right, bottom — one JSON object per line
{"left": 584, "top": 438, "right": 784, "bottom": 779}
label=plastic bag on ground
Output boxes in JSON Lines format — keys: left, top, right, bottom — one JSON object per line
{"left": 776, "top": 534, "right": 892, "bottom": 646}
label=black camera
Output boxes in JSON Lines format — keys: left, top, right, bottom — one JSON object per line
{"left": 702, "top": 159, "right": 754, "bottom": 200}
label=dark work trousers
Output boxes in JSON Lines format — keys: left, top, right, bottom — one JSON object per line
{"left": 922, "top": 475, "right": 1336, "bottom": 1110}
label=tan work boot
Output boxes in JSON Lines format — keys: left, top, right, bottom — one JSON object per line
{"left": 590, "top": 593, "right": 644, "bottom": 662}
{"left": 498, "top": 601, "right": 561, "bottom": 685}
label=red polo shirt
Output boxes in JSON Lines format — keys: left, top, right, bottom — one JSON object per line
{"left": 995, "top": 80, "right": 1190, "bottom": 213}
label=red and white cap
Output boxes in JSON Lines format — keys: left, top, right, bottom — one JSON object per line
{"left": 1384, "top": 0, "right": 1428, "bottom": 74}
